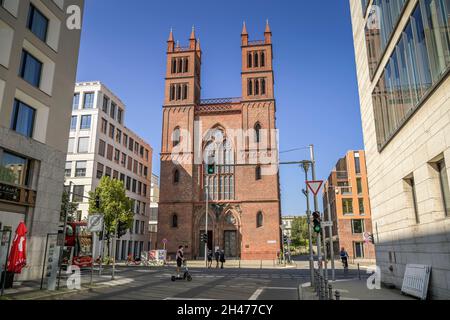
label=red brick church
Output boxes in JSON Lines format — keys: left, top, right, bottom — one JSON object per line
{"left": 157, "top": 22, "right": 281, "bottom": 260}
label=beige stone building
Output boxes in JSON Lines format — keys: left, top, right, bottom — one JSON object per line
{"left": 350, "top": 0, "right": 450, "bottom": 299}
{"left": 0, "top": 0, "right": 83, "bottom": 280}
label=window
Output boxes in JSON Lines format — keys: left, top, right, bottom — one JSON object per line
{"left": 101, "top": 118, "right": 107, "bottom": 134}
{"left": 145, "top": 149, "right": 149, "bottom": 161}
{"left": 140, "top": 146, "right": 144, "bottom": 158}
{"left": 77, "top": 137, "right": 89, "bottom": 153}
{"left": 96, "top": 163, "right": 104, "bottom": 179}
{"left": 0, "top": 151, "right": 30, "bottom": 186}
{"left": 356, "top": 178, "right": 363, "bottom": 194}
{"left": 106, "top": 145, "right": 113, "bottom": 161}
{"left": 352, "top": 220, "right": 365, "bottom": 234}
{"left": 338, "top": 182, "right": 351, "bottom": 194}
{"left": 405, "top": 176, "right": 420, "bottom": 223}
{"left": 170, "top": 85, "right": 175, "bottom": 101}
{"left": 248, "top": 52, "right": 252, "bottom": 68}
{"left": 127, "top": 157, "right": 133, "bottom": 171}
{"left": 137, "top": 181, "right": 142, "bottom": 195}
{"left": 19, "top": 50, "right": 42, "bottom": 87}
{"left": 342, "top": 199, "right": 354, "bottom": 215}
{"left": 116, "top": 129, "right": 122, "bottom": 144}
{"left": 254, "top": 123, "right": 261, "bottom": 144}
{"left": 126, "top": 177, "right": 131, "bottom": 190}
{"left": 261, "top": 78, "right": 266, "bottom": 95}
{"left": 354, "top": 242, "right": 365, "bottom": 259}
{"left": 65, "top": 162, "right": 72, "bottom": 177}
{"left": 132, "top": 179, "right": 137, "bottom": 193}
{"left": 176, "top": 85, "right": 181, "bottom": 100}
{"left": 110, "top": 102, "right": 116, "bottom": 119}
{"left": 255, "top": 79, "right": 260, "bottom": 95}
{"left": 254, "top": 52, "right": 259, "bottom": 67}
{"left": 109, "top": 124, "right": 115, "bottom": 139}
{"left": 354, "top": 152, "right": 361, "bottom": 174}
{"left": 102, "top": 95, "right": 109, "bottom": 113}
{"left": 182, "top": 85, "right": 188, "bottom": 100}
{"left": 134, "top": 142, "right": 139, "bottom": 155}
{"left": 123, "top": 134, "right": 128, "bottom": 147}
{"left": 172, "top": 214, "right": 178, "bottom": 228}
{"left": 73, "top": 94, "right": 80, "bottom": 110}
{"left": 83, "top": 92, "right": 95, "bottom": 109}
{"left": 371, "top": 0, "right": 450, "bottom": 149}
{"left": 173, "top": 169, "right": 180, "bottom": 184}
{"left": 72, "top": 185, "right": 85, "bottom": 203}
{"left": 121, "top": 153, "right": 126, "bottom": 167}
{"left": 75, "top": 161, "right": 87, "bottom": 177}
{"left": 359, "top": 198, "right": 365, "bottom": 215}
{"left": 67, "top": 138, "right": 75, "bottom": 154}
{"left": 113, "top": 170, "right": 118, "bottom": 180}
{"left": 70, "top": 116, "right": 77, "bottom": 131}
{"left": 117, "top": 109, "right": 123, "bottom": 124}
{"left": 128, "top": 138, "right": 134, "bottom": 152}
{"left": 144, "top": 166, "right": 148, "bottom": 178}
{"left": 114, "top": 149, "right": 120, "bottom": 164}
{"left": 248, "top": 79, "right": 253, "bottom": 96}
{"left": 119, "top": 173, "right": 125, "bottom": 183}
{"left": 173, "top": 127, "right": 181, "bottom": 147}
{"left": 171, "top": 58, "right": 177, "bottom": 74}
{"left": 133, "top": 160, "right": 138, "bottom": 174}
{"left": 11, "top": 100, "right": 35, "bottom": 138}
{"left": 98, "top": 140, "right": 106, "bottom": 157}
{"left": 256, "top": 166, "right": 262, "bottom": 180}
{"left": 105, "top": 167, "right": 111, "bottom": 178}
{"left": 437, "top": 160, "right": 450, "bottom": 216}
{"left": 257, "top": 211, "right": 263, "bottom": 228}
{"left": 261, "top": 51, "right": 265, "bottom": 67}
{"left": 27, "top": 4, "right": 48, "bottom": 42}
{"left": 140, "top": 221, "right": 145, "bottom": 234}
{"left": 80, "top": 115, "right": 91, "bottom": 130}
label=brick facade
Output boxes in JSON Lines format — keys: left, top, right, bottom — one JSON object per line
{"left": 157, "top": 23, "right": 282, "bottom": 260}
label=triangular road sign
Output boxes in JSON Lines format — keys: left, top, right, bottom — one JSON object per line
{"left": 307, "top": 180, "right": 324, "bottom": 196}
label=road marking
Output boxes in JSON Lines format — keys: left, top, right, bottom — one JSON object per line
{"left": 165, "top": 298, "right": 216, "bottom": 300}
{"left": 249, "top": 288, "right": 264, "bottom": 300}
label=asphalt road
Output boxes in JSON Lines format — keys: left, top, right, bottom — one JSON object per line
{"left": 45, "top": 264, "right": 362, "bottom": 300}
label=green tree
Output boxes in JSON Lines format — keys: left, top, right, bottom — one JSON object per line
{"left": 60, "top": 188, "right": 79, "bottom": 222}
{"left": 291, "top": 216, "right": 315, "bottom": 249}
{"left": 88, "top": 176, "right": 133, "bottom": 257}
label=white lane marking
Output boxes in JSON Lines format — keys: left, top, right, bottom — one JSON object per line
{"left": 249, "top": 288, "right": 264, "bottom": 300}
{"left": 164, "top": 298, "right": 216, "bottom": 300}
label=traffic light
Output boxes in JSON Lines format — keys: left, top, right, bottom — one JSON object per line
{"left": 312, "top": 211, "right": 322, "bottom": 234}
{"left": 207, "top": 164, "right": 215, "bottom": 175}
{"left": 201, "top": 233, "right": 208, "bottom": 243}
{"left": 283, "top": 235, "right": 288, "bottom": 244}
{"left": 369, "top": 234, "right": 375, "bottom": 244}
{"left": 117, "top": 221, "right": 128, "bottom": 239}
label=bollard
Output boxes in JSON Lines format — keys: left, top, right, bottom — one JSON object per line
{"left": 328, "top": 284, "right": 333, "bottom": 300}
{"left": 335, "top": 290, "right": 341, "bottom": 301}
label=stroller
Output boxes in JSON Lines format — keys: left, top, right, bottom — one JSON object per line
{"left": 171, "top": 260, "right": 192, "bottom": 282}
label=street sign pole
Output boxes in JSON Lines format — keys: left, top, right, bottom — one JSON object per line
{"left": 302, "top": 163, "right": 315, "bottom": 288}
{"left": 326, "top": 190, "right": 336, "bottom": 281}
{"left": 205, "top": 176, "right": 209, "bottom": 268}
{"left": 309, "top": 145, "right": 323, "bottom": 277}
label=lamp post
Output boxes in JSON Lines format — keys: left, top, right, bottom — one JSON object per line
{"left": 309, "top": 145, "right": 323, "bottom": 277}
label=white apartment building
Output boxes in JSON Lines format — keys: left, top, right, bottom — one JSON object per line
{"left": 0, "top": 0, "right": 83, "bottom": 280}
{"left": 149, "top": 173, "right": 159, "bottom": 250}
{"left": 65, "top": 81, "right": 153, "bottom": 260}
{"left": 350, "top": 0, "right": 450, "bottom": 299}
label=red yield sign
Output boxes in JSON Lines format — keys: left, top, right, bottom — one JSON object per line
{"left": 306, "top": 180, "right": 324, "bottom": 196}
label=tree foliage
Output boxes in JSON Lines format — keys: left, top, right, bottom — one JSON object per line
{"left": 88, "top": 176, "right": 134, "bottom": 236}
{"left": 60, "top": 188, "right": 79, "bottom": 222}
{"left": 291, "top": 216, "right": 315, "bottom": 247}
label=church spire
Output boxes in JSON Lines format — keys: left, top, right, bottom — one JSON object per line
{"left": 241, "top": 21, "right": 248, "bottom": 46}
{"left": 167, "top": 28, "right": 174, "bottom": 52}
{"left": 189, "top": 25, "right": 196, "bottom": 50}
{"left": 264, "top": 20, "right": 272, "bottom": 44}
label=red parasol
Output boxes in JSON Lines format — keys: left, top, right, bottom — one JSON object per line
{"left": 7, "top": 222, "right": 27, "bottom": 274}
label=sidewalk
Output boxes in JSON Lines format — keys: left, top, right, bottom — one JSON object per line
{"left": 299, "top": 278, "right": 415, "bottom": 301}
{"left": 182, "top": 259, "right": 304, "bottom": 269}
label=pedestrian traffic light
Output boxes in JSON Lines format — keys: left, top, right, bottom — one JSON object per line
{"left": 312, "top": 211, "right": 321, "bottom": 234}
{"left": 117, "top": 221, "right": 128, "bottom": 239}
{"left": 207, "top": 164, "right": 215, "bottom": 175}
{"left": 201, "top": 233, "right": 208, "bottom": 243}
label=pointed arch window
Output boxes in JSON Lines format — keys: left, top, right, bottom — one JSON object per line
{"left": 261, "top": 79, "right": 266, "bottom": 95}
{"left": 248, "top": 52, "right": 253, "bottom": 68}
{"left": 183, "top": 58, "right": 189, "bottom": 73}
{"left": 261, "top": 52, "right": 265, "bottom": 67}
{"left": 177, "top": 58, "right": 182, "bottom": 73}
{"left": 254, "top": 52, "right": 259, "bottom": 68}
{"left": 256, "top": 166, "right": 262, "bottom": 180}
{"left": 254, "top": 123, "right": 261, "bottom": 143}
{"left": 256, "top": 211, "right": 263, "bottom": 228}
{"left": 173, "top": 127, "right": 181, "bottom": 147}
{"left": 172, "top": 214, "right": 178, "bottom": 228}
{"left": 183, "top": 84, "right": 188, "bottom": 100}
{"left": 172, "top": 59, "right": 177, "bottom": 74}
{"left": 173, "top": 169, "right": 180, "bottom": 184}
{"left": 176, "top": 85, "right": 182, "bottom": 100}
{"left": 255, "top": 79, "right": 260, "bottom": 95}
{"left": 248, "top": 79, "right": 253, "bottom": 96}
{"left": 170, "top": 85, "right": 175, "bottom": 101}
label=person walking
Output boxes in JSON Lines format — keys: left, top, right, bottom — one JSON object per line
{"left": 207, "top": 250, "right": 213, "bottom": 268}
{"left": 340, "top": 247, "right": 349, "bottom": 270}
{"left": 215, "top": 249, "right": 220, "bottom": 269}
{"left": 219, "top": 250, "right": 226, "bottom": 269}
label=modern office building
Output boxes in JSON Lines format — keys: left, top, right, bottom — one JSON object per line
{"left": 158, "top": 23, "right": 282, "bottom": 260}
{"left": 350, "top": 0, "right": 450, "bottom": 298}
{"left": 65, "top": 81, "right": 153, "bottom": 260}
{"left": 0, "top": 0, "right": 83, "bottom": 280}
{"left": 149, "top": 173, "right": 159, "bottom": 250}
{"left": 322, "top": 151, "right": 376, "bottom": 262}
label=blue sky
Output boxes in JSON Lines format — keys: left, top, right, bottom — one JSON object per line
{"left": 76, "top": 0, "right": 364, "bottom": 216}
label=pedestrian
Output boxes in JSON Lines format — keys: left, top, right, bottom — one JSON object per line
{"left": 340, "top": 247, "right": 349, "bottom": 269}
{"left": 215, "top": 249, "right": 220, "bottom": 269}
{"left": 176, "top": 245, "right": 184, "bottom": 277}
{"left": 207, "top": 250, "right": 213, "bottom": 268}
{"left": 219, "top": 250, "right": 226, "bottom": 269}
